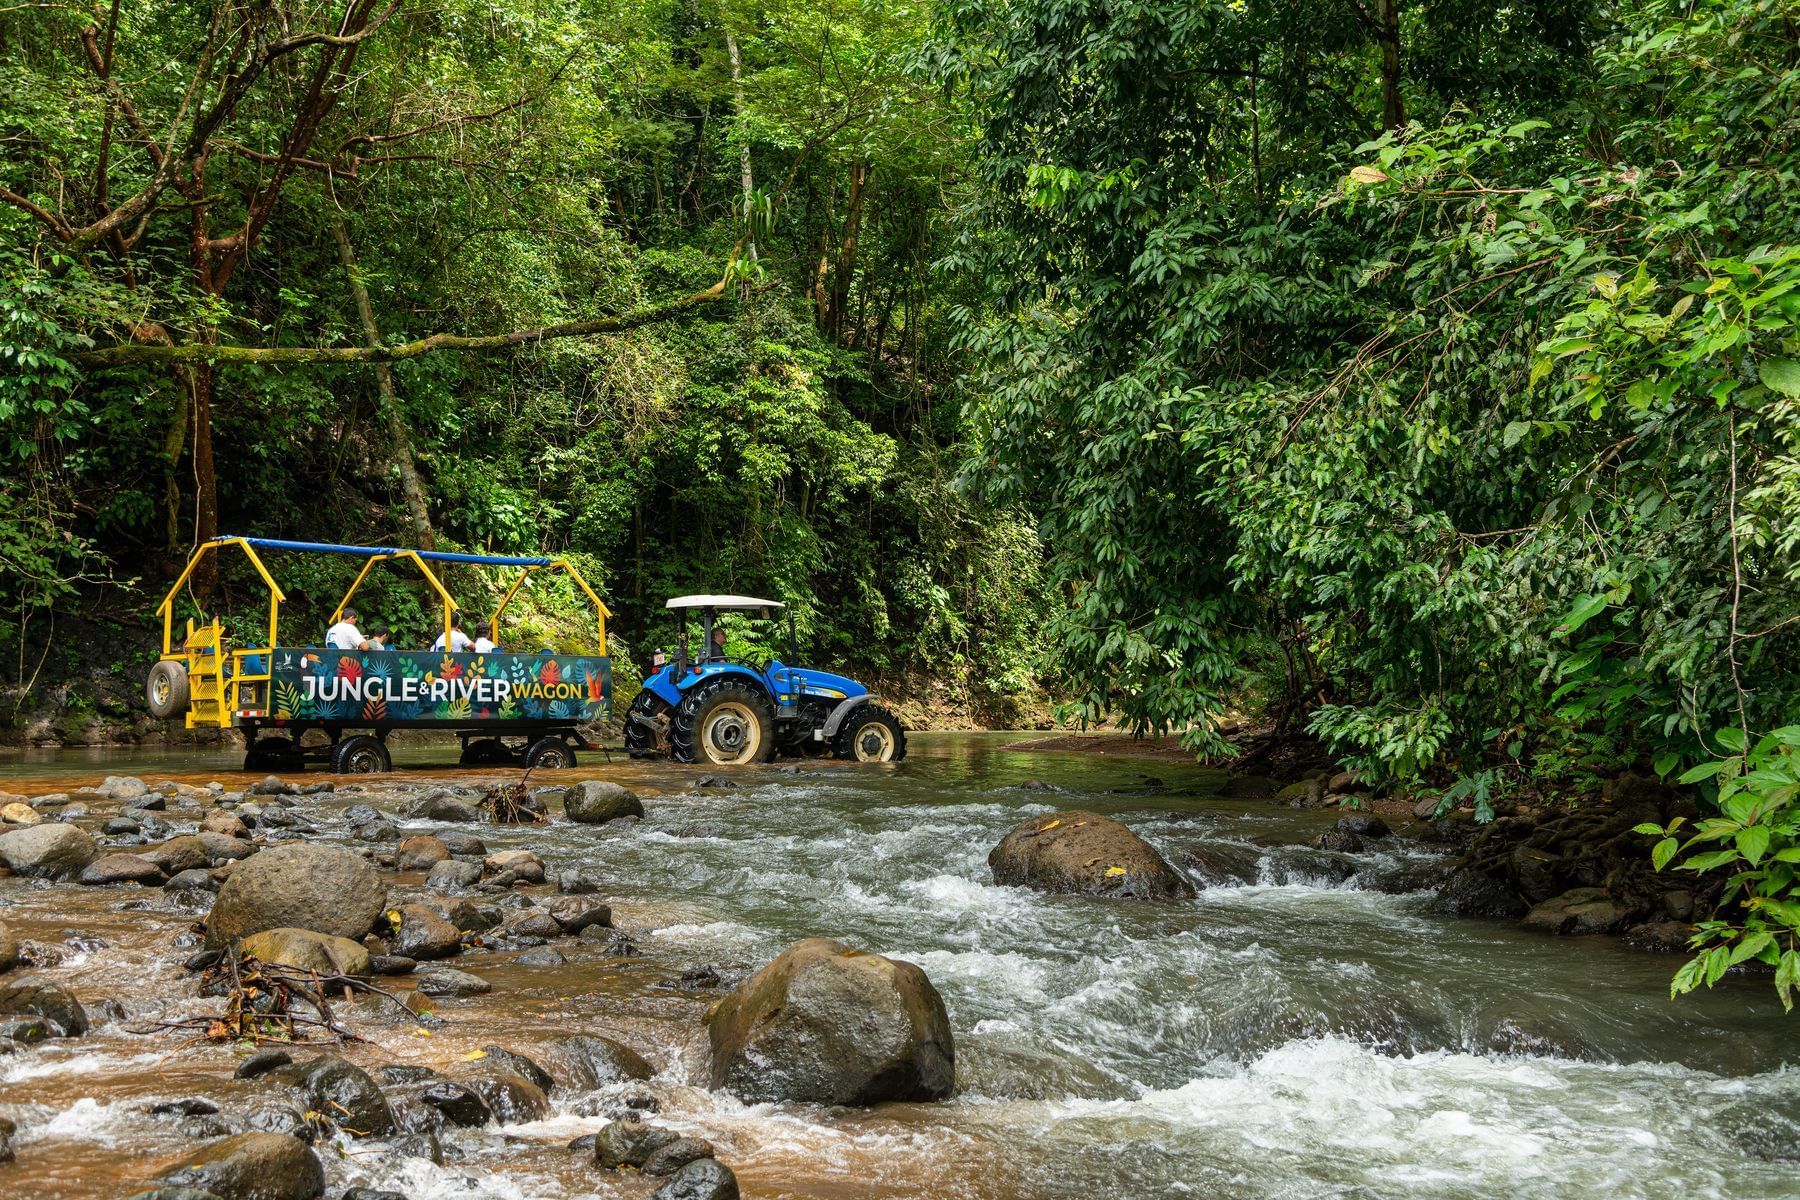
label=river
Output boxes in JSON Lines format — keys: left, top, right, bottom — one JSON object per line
{"left": 1, "top": 733, "right": 1795, "bottom": 1199}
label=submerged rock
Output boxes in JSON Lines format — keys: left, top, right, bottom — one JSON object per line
{"left": 425, "top": 859, "right": 482, "bottom": 891}
{"left": 0, "top": 976, "right": 89, "bottom": 1036}
{"left": 205, "top": 844, "right": 387, "bottom": 951}
{"left": 987, "top": 810, "right": 1193, "bottom": 899}
{"left": 458, "top": 1068, "right": 549, "bottom": 1124}
{"left": 563, "top": 781, "right": 645, "bottom": 825}
{"left": 0, "top": 822, "right": 100, "bottom": 881}
{"left": 705, "top": 937, "right": 954, "bottom": 1105}
{"left": 151, "top": 1131, "right": 324, "bottom": 1200}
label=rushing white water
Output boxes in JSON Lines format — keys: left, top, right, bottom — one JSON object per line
{"left": 1, "top": 733, "right": 1795, "bottom": 1199}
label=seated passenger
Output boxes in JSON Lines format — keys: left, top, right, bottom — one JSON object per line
{"left": 473, "top": 621, "right": 498, "bottom": 654}
{"left": 708, "top": 626, "right": 728, "bottom": 660}
{"left": 367, "top": 626, "right": 392, "bottom": 650}
{"left": 326, "top": 607, "right": 371, "bottom": 651}
{"left": 432, "top": 613, "right": 475, "bottom": 653}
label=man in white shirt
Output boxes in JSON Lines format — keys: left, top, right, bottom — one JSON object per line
{"left": 432, "top": 613, "right": 475, "bottom": 653}
{"left": 326, "top": 607, "right": 370, "bottom": 651}
{"left": 473, "top": 621, "right": 498, "bottom": 654}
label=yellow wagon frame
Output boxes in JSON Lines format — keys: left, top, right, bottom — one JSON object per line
{"left": 156, "top": 535, "right": 609, "bottom": 729}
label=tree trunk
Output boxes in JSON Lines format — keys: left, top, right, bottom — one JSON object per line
{"left": 160, "top": 373, "right": 190, "bottom": 555}
{"left": 726, "top": 30, "right": 757, "bottom": 266}
{"left": 330, "top": 213, "right": 436, "bottom": 549}
{"left": 1375, "top": 0, "right": 1404, "bottom": 130}
{"left": 827, "top": 161, "right": 867, "bottom": 341}
{"left": 190, "top": 356, "right": 219, "bottom": 596}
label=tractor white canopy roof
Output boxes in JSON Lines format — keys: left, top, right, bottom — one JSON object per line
{"left": 666, "top": 594, "right": 786, "bottom": 612}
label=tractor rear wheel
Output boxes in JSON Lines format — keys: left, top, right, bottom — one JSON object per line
{"left": 145, "top": 661, "right": 189, "bottom": 719}
{"left": 672, "top": 682, "right": 775, "bottom": 766}
{"left": 834, "top": 703, "right": 907, "bottom": 762}
{"left": 622, "top": 689, "right": 672, "bottom": 758}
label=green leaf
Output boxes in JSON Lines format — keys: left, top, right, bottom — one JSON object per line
{"left": 1677, "top": 761, "right": 1722, "bottom": 785}
{"left": 1502, "top": 421, "right": 1530, "bottom": 448}
{"left": 1736, "top": 825, "right": 1771, "bottom": 865}
{"left": 1728, "top": 930, "right": 1773, "bottom": 966}
{"left": 1652, "top": 838, "right": 1679, "bottom": 871}
{"left": 1632, "top": 822, "right": 1668, "bottom": 836}
{"left": 1652, "top": 750, "right": 1679, "bottom": 779}
{"left": 1557, "top": 593, "right": 1608, "bottom": 636}
{"left": 1715, "top": 727, "right": 1747, "bottom": 752}
{"left": 1682, "top": 848, "right": 1742, "bottom": 872}
{"left": 1759, "top": 357, "right": 1800, "bottom": 397}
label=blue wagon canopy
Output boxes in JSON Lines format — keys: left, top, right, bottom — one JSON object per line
{"left": 223, "top": 536, "right": 556, "bottom": 568}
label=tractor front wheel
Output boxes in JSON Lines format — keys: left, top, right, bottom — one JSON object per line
{"left": 622, "top": 689, "right": 672, "bottom": 758}
{"left": 834, "top": 703, "right": 907, "bottom": 763}
{"left": 672, "top": 683, "right": 775, "bottom": 766}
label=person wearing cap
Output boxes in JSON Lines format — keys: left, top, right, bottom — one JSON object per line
{"left": 326, "top": 607, "right": 371, "bottom": 651}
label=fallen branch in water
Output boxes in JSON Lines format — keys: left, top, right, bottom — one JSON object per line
{"left": 127, "top": 951, "right": 424, "bottom": 1045}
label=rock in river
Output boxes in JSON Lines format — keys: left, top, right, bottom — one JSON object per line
{"left": 150, "top": 1131, "right": 324, "bottom": 1200}
{"left": 562, "top": 780, "right": 645, "bottom": 825}
{"left": 0, "top": 976, "right": 89, "bottom": 1036}
{"left": 705, "top": 937, "right": 954, "bottom": 1105}
{"left": 239, "top": 928, "right": 371, "bottom": 977}
{"left": 1521, "top": 887, "right": 1642, "bottom": 936}
{"left": 0, "top": 822, "right": 100, "bottom": 881}
{"left": 537, "top": 1033, "right": 654, "bottom": 1090}
{"left": 416, "top": 967, "right": 491, "bottom": 998}
{"left": 987, "top": 810, "right": 1193, "bottom": 899}
{"left": 267, "top": 1055, "right": 393, "bottom": 1136}
{"left": 394, "top": 835, "right": 450, "bottom": 870}
{"left": 205, "top": 843, "right": 387, "bottom": 951}
{"left": 384, "top": 903, "right": 463, "bottom": 961}
{"left": 652, "top": 1158, "right": 741, "bottom": 1200}
{"left": 78, "top": 853, "right": 167, "bottom": 886}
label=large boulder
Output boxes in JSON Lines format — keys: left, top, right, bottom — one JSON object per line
{"left": 705, "top": 938, "right": 954, "bottom": 1105}
{"left": 0, "top": 923, "right": 18, "bottom": 973}
{"left": 394, "top": 835, "right": 450, "bottom": 871}
{"left": 455, "top": 1068, "right": 548, "bottom": 1124}
{"left": 0, "top": 822, "right": 99, "bottom": 881}
{"left": 205, "top": 844, "right": 387, "bottom": 951}
{"left": 1429, "top": 866, "right": 1527, "bottom": 918}
{"left": 239, "top": 928, "right": 371, "bottom": 977}
{"left": 0, "top": 977, "right": 89, "bottom": 1036}
{"left": 988, "top": 811, "right": 1193, "bottom": 899}
{"left": 562, "top": 781, "right": 645, "bottom": 825}
{"left": 151, "top": 1131, "right": 324, "bottom": 1200}
{"left": 1521, "top": 887, "right": 1642, "bottom": 936}
{"left": 267, "top": 1055, "right": 393, "bottom": 1136}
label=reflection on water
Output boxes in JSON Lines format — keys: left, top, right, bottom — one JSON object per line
{"left": 0, "top": 733, "right": 1795, "bottom": 1200}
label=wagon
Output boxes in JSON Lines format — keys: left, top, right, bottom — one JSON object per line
{"left": 146, "top": 536, "right": 611, "bottom": 772}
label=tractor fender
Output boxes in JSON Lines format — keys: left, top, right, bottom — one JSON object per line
{"left": 821, "top": 694, "right": 877, "bottom": 738}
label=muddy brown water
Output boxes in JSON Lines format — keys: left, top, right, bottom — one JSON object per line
{"left": 1, "top": 734, "right": 1796, "bottom": 1199}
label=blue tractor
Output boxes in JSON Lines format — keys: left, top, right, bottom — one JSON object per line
{"left": 622, "top": 595, "right": 906, "bottom": 766}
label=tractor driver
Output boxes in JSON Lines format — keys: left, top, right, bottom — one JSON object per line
{"left": 708, "top": 625, "right": 728, "bottom": 661}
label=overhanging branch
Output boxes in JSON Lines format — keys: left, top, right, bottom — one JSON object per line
{"left": 69, "top": 282, "right": 729, "bottom": 368}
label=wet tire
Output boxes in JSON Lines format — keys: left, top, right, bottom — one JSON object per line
{"left": 460, "top": 738, "right": 513, "bottom": 765}
{"left": 145, "top": 660, "right": 189, "bottom": 719}
{"left": 245, "top": 735, "right": 302, "bottom": 772}
{"left": 834, "top": 703, "right": 907, "bottom": 762}
{"left": 331, "top": 734, "right": 391, "bottom": 774}
{"left": 623, "top": 689, "right": 672, "bottom": 759}
{"left": 524, "top": 736, "right": 577, "bottom": 770}
{"left": 671, "top": 682, "right": 775, "bottom": 766}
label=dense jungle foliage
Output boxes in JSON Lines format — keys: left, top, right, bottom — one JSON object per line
{"left": 0, "top": 0, "right": 1048, "bottom": 708}
{"left": 3, "top": 0, "right": 1798, "bottom": 1000}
